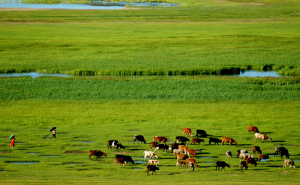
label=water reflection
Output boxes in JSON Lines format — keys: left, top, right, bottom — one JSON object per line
{"left": 239, "top": 70, "right": 281, "bottom": 77}
{"left": 0, "top": 72, "right": 72, "bottom": 78}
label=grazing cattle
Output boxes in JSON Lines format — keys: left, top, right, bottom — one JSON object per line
{"left": 154, "top": 144, "right": 171, "bottom": 153}
{"left": 283, "top": 159, "right": 296, "bottom": 168}
{"left": 173, "top": 149, "right": 184, "bottom": 158}
{"left": 177, "top": 154, "right": 189, "bottom": 161}
{"left": 115, "top": 158, "right": 125, "bottom": 166}
{"left": 150, "top": 141, "right": 158, "bottom": 149}
{"left": 146, "top": 165, "right": 159, "bottom": 175}
{"left": 176, "top": 160, "right": 186, "bottom": 167}
{"left": 255, "top": 133, "right": 272, "bottom": 143}
{"left": 134, "top": 135, "right": 146, "bottom": 144}
{"left": 182, "top": 127, "right": 194, "bottom": 137}
{"left": 178, "top": 145, "right": 189, "bottom": 153}
{"left": 185, "top": 158, "right": 198, "bottom": 168}
{"left": 115, "top": 155, "right": 134, "bottom": 164}
{"left": 240, "top": 153, "right": 253, "bottom": 160}
{"left": 112, "top": 141, "right": 125, "bottom": 150}
{"left": 239, "top": 161, "right": 248, "bottom": 170}
{"left": 237, "top": 149, "right": 249, "bottom": 158}
{"left": 275, "top": 146, "right": 289, "bottom": 158}
{"left": 143, "top": 151, "right": 158, "bottom": 159}
{"left": 154, "top": 136, "right": 169, "bottom": 144}
{"left": 253, "top": 146, "right": 262, "bottom": 154}
{"left": 221, "top": 137, "right": 237, "bottom": 146}
{"left": 191, "top": 138, "right": 204, "bottom": 145}
{"left": 176, "top": 136, "right": 190, "bottom": 144}
{"left": 248, "top": 126, "right": 259, "bottom": 134}
{"left": 226, "top": 151, "right": 232, "bottom": 158}
{"left": 107, "top": 140, "right": 119, "bottom": 149}
{"left": 258, "top": 154, "right": 269, "bottom": 161}
{"left": 148, "top": 160, "right": 160, "bottom": 166}
{"left": 188, "top": 162, "right": 194, "bottom": 171}
{"left": 245, "top": 158, "right": 257, "bottom": 167}
{"left": 209, "top": 138, "right": 222, "bottom": 145}
{"left": 89, "top": 150, "right": 107, "bottom": 160}
{"left": 196, "top": 129, "right": 207, "bottom": 137}
{"left": 187, "top": 149, "right": 197, "bottom": 158}
{"left": 171, "top": 143, "right": 184, "bottom": 152}
{"left": 216, "top": 161, "right": 230, "bottom": 171}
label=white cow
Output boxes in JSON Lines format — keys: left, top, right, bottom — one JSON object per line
{"left": 255, "top": 133, "right": 272, "bottom": 142}
{"left": 148, "top": 160, "right": 160, "bottom": 166}
{"left": 283, "top": 159, "right": 296, "bottom": 168}
{"left": 143, "top": 151, "right": 158, "bottom": 159}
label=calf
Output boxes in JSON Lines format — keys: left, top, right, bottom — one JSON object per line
{"left": 248, "top": 126, "right": 259, "bottom": 134}
{"left": 255, "top": 133, "right": 272, "bottom": 143}
{"left": 178, "top": 145, "right": 189, "bottom": 154}
{"left": 173, "top": 149, "right": 184, "bottom": 158}
{"left": 280, "top": 148, "right": 290, "bottom": 159}
{"left": 143, "top": 151, "right": 158, "bottom": 159}
{"left": 196, "top": 129, "right": 207, "bottom": 137}
{"left": 253, "top": 146, "right": 262, "bottom": 154}
{"left": 239, "top": 161, "right": 248, "bottom": 170}
{"left": 187, "top": 149, "right": 197, "bottom": 158}
{"left": 221, "top": 137, "right": 237, "bottom": 146}
{"left": 191, "top": 138, "right": 204, "bottom": 145}
{"left": 154, "top": 144, "right": 171, "bottom": 153}
{"left": 177, "top": 154, "right": 189, "bottom": 161}
{"left": 176, "top": 160, "right": 186, "bottom": 167}
{"left": 182, "top": 127, "right": 193, "bottom": 137}
{"left": 115, "top": 158, "right": 125, "bottom": 166}
{"left": 226, "top": 151, "right": 232, "bottom": 158}
{"left": 146, "top": 165, "right": 159, "bottom": 175}
{"left": 209, "top": 138, "right": 222, "bottom": 145}
{"left": 115, "top": 155, "right": 134, "bottom": 164}
{"left": 245, "top": 158, "right": 257, "bottom": 167}
{"left": 186, "top": 158, "right": 198, "bottom": 168}
{"left": 148, "top": 160, "right": 160, "bottom": 166}
{"left": 216, "top": 161, "right": 230, "bottom": 171}
{"left": 154, "top": 136, "right": 169, "bottom": 144}
{"left": 134, "top": 135, "right": 146, "bottom": 144}
{"left": 89, "top": 150, "right": 107, "bottom": 160}
{"left": 175, "top": 136, "right": 190, "bottom": 144}
{"left": 283, "top": 159, "right": 296, "bottom": 168}
{"left": 258, "top": 154, "right": 269, "bottom": 161}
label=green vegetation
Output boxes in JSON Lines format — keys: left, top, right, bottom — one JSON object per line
{"left": 0, "top": 0, "right": 300, "bottom": 184}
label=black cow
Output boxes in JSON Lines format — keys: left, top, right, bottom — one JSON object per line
{"left": 146, "top": 165, "right": 159, "bottom": 175}
{"left": 175, "top": 136, "right": 190, "bottom": 144}
{"left": 209, "top": 138, "right": 222, "bottom": 145}
{"left": 216, "top": 161, "right": 230, "bottom": 171}
{"left": 134, "top": 135, "right": 146, "bottom": 144}
{"left": 115, "top": 155, "right": 134, "bottom": 164}
{"left": 154, "top": 144, "right": 171, "bottom": 153}
{"left": 196, "top": 129, "right": 207, "bottom": 137}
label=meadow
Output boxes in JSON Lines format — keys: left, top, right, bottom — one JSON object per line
{"left": 1, "top": 0, "right": 300, "bottom": 184}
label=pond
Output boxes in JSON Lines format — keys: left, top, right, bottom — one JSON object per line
{"left": 238, "top": 70, "right": 282, "bottom": 77}
{"left": 0, "top": 0, "right": 124, "bottom": 9}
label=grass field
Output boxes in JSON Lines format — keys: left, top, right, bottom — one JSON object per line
{"left": 1, "top": 0, "right": 300, "bottom": 184}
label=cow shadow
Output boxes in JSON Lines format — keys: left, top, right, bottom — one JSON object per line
{"left": 271, "top": 141, "right": 286, "bottom": 143}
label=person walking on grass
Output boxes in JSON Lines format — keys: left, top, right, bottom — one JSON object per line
{"left": 11, "top": 136, "right": 15, "bottom": 149}
{"left": 52, "top": 129, "right": 56, "bottom": 139}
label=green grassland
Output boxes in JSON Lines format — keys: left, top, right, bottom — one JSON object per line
{"left": 1, "top": 0, "right": 300, "bottom": 184}
{"left": 0, "top": 0, "right": 300, "bottom": 75}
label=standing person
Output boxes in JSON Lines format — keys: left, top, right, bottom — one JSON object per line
{"left": 11, "top": 136, "right": 15, "bottom": 149}
{"left": 52, "top": 129, "right": 56, "bottom": 139}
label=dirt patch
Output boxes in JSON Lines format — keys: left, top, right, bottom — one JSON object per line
{"left": 65, "top": 151, "right": 88, "bottom": 154}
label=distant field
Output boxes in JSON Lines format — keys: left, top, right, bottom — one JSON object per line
{"left": 0, "top": 0, "right": 299, "bottom": 75}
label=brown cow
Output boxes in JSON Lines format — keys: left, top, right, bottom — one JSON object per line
{"left": 177, "top": 154, "right": 189, "bottom": 160}
{"left": 185, "top": 158, "right": 198, "bottom": 168}
{"left": 150, "top": 141, "right": 158, "bottom": 149}
{"left": 146, "top": 165, "right": 159, "bottom": 175}
{"left": 89, "top": 150, "right": 107, "bottom": 160}
{"left": 154, "top": 136, "right": 169, "bottom": 144}
{"left": 182, "top": 128, "right": 194, "bottom": 137}
{"left": 176, "top": 160, "right": 186, "bottom": 167}
{"left": 221, "top": 137, "right": 237, "bottom": 146}
{"left": 253, "top": 146, "right": 262, "bottom": 154}
{"left": 178, "top": 145, "right": 189, "bottom": 153}
{"left": 191, "top": 138, "right": 204, "bottom": 145}
{"left": 248, "top": 126, "right": 259, "bottom": 134}
{"left": 258, "top": 154, "right": 269, "bottom": 161}
{"left": 115, "top": 158, "right": 125, "bottom": 166}
{"left": 245, "top": 158, "right": 257, "bottom": 167}
{"left": 187, "top": 149, "right": 197, "bottom": 158}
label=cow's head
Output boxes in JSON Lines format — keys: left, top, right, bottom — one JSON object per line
{"left": 154, "top": 154, "right": 158, "bottom": 158}
{"left": 103, "top": 153, "right": 107, "bottom": 156}
{"left": 233, "top": 141, "right": 237, "bottom": 145}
